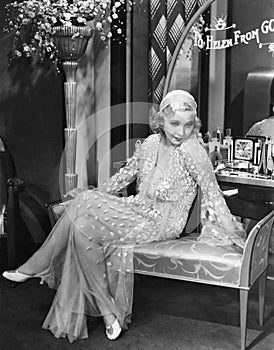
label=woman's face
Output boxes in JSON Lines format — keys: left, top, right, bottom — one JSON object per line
{"left": 163, "top": 109, "right": 196, "bottom": 147}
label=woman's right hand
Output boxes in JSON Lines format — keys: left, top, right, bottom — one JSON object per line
{"left": 64, "top": 187, "right": 84, "bottom": 199}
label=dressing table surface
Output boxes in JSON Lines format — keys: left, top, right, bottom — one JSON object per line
{"left": 217, "top": 173, "right": 274, "bottom": 189}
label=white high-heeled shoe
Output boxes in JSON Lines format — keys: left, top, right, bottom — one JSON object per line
{"left": 105, "top": 318, "right": 122, "bottom": 340}
{"left": 2, "top": 270, "right": 31, "bottom": 283}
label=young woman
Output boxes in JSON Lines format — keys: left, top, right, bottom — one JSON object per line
{"left": 3, "top": 90, "right": 246, "bottom": 343}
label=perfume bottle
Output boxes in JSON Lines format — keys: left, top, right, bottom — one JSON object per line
{"left": 266, "top": 137, "right": 274, "bottom": 172}
{"left": 209, "top": 130, "right": 220, "bottom": 154}
{"left": 223, "top": 128, "right": 233, "bottom": 162}
{"left": 266, "top": 137, "right": 274, "bottom": 174}
{"left": 254, "top": 139, "right": 262, "bottom": 165}
{"left": 216, "top": 127, "right": 223, "bottom": 143}
{"left": 258, "top": 139, "right": 268, "bottom": 174}
{"left": 209, "top": 146, "right": 222, "bottom": 168}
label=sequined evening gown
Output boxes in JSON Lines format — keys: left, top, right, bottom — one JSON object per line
{"left": 18, "top": 133, "right": 246, "bottom": 342}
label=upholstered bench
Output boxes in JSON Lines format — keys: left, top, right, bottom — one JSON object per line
{"left": 134, "top": 232, "right": 242, "bottom": 286}
{"left": 133, "top": 211, "right": 274, "bottom": 350}
{"left": 46, "top": 197, "right": 274, "bottom": 350}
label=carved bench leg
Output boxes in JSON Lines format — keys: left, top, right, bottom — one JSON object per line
{"left": 240, "top": 289, "right": 249, "bottom": 350}
{"left": 258, "top": 270, "right": 266, "bottom": 326}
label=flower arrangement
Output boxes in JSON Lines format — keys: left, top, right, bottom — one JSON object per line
{"left": 4, "top": 0, "right": 132, "bottom": 66}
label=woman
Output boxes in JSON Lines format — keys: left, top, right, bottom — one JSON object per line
{"left": 2, "top": 90, "right": 246, "bottom": 343}
{"left": 246, "top": 101, "right": 274, "bottom": 137}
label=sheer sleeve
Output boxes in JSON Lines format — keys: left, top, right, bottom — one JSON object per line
{"left": 99, "top": 140, "right": 142, "bottom": 195}
{"left": 245, "top": 121, "right": 263, "bottom": 136}
{"left": 180, "top": 139, "right": 246, "bottom": 249}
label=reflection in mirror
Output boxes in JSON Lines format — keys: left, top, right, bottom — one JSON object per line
{"left": 167, "top": 0, "right": 228, "bottom": 135}
{"left": 165, "top": 0, "right": 274, "bottom": 138}
{"left": 168, "top": 18, "right": 202, "bottom": 99}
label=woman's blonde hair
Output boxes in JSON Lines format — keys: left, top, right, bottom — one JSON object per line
{"left": 149, "top": 90, "right": 201, "bottom": 134}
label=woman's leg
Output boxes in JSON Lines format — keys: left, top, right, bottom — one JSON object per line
{"left": 18, "top": 204, "right": 74, "bottom": 276}
{"left": 6, "top": 190, "right": 135, "bottom": 341}
{"left": 40, "top": 208, "right": 124, "bottom": 341}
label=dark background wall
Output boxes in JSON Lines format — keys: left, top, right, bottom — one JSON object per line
{"left": 0, "top": 1, "right": 64, "bottom": 207}
{"left": 225, "top": 0, "right": 274, "bottom": 136}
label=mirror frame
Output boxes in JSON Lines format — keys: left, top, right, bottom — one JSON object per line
{"left": 163, "top": 0, "right": 216, "bottom": 96}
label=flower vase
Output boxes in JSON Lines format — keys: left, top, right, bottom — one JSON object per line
{"left": 53, "top": 25, "right": 94, "bottom": 194}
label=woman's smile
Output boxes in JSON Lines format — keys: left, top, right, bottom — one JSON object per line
{"left": 163, "top": 109, "right": 196, "bottom": 147}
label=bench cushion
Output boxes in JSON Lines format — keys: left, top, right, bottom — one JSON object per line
{"left": 134, "top": 233, "right": 243, "bottom": 286}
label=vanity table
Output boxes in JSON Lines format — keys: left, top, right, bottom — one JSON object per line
{"left": 217, "top": 172, "right": 274, "bottom": 221}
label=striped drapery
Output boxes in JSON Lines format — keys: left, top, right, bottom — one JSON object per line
{"left": 149, "top": 0, "right": 208, "bottom": 105}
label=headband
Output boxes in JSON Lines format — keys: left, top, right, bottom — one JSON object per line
{"left": 159, "top": 90, "right": 197, "bottom": 112}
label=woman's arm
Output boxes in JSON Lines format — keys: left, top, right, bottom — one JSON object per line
{"left": 245, "top": 121, "right": 263, "bottom": 136}
{"left": 99, "top": 140, "right": 142, "bottom": 196}
{"left": 180, "top": 139, "right": 246, "bottom": 249}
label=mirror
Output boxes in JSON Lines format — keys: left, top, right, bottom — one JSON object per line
{"left": 164, "top": 0, "right": 274, "bottom": 137}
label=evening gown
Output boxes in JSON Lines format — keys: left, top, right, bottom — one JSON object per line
{"left": 18, "top": 133, "right": 246, "bottom": 342}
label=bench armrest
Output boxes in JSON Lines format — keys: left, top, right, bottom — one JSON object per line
{"left": 240, "top": 210, "right": 274, "bottom": 287}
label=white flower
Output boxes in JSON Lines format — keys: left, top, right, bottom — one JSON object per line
{"left": 76, "top": 16, "right": 87, "bottom": 24}
{"left": 41, "top": 23, "right": 51, "bottom": 30}
{"left": 63, "top": 20, "right": 73, "bottom": 27}
{"left": 5, "top": 0, "right": 133, "bottom": 69}
{"left": 23, "top": 44, "right": 31, "bottom": 52}
{"left": 14, "top": 50, "right": 22, "bottom": 57}
{"left": 70, "top": 5, "right": 78, "bottom": 13}
{"left": 27, "top": 11, "right": 35, "bottom": 19}
{"left": 34, "top": 32, "right": 41, "bottom": 40}
{"left": 63, "top": 12, "right": 72, "bottom": 20}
